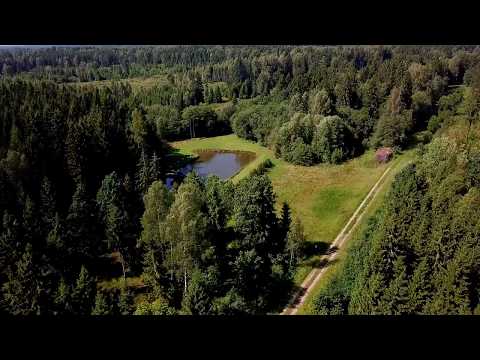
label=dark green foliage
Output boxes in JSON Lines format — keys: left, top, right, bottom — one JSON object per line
{"left": 91, "top": 291, "right": 113, "bottom": 315}
{"left": 181, "top": 105, "right": 230, "bottom": 138}
{"left": 118, "top": 286, "right": 135, "bottom": 315}
{"left": 1, "top": 45, "right": 479, "bottom": 315}
{"left": 65, "top": 182, "right": 100, "bottom": 265}
{"left": 2, "top": 244, "right": 41, "bottom": 315}
{"left": 371, "top": 110, "right": 413, "bottom": 149}
{"left": 275, "top": 113, "right": 357, "bottom": 165}
{"left": 53, "top": 277, "right": 73, "bottom": 315}
{"left": 133, "top": 297, "right": 177, "bottom": 315}
{"left": 313, "top": 134, "right": 480, "bottom": 315}
{"left": 251, "top": 158, "right": 274, "bottom": 176}
{"left": 71, "top": 266, "right": 96, "bottom": 315}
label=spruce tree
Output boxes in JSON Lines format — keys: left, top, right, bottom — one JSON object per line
{"left": 40, "top": 176, "right": 56, "bottom": 233}
{"left": 91, "top": 291, "right": 112, "bottom": 315}
{"left": 2, "top": 243, "right": 41, "bottom": 315}
{"left": 72, "top": 265, "right": 96, "bottom": 315}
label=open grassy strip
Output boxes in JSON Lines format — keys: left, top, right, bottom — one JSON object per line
{"left": 67, "top": 75, "right": 228, "bottom": 95}
{"left": 66, "top": 74, "right": 169, "bottom": 92}
{"left": 295, "top": 149, "right": 417, "bottom": 314}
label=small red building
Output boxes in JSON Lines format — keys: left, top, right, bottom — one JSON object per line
{"left": 375, "top": 147, "right": 393, "bottom": 163}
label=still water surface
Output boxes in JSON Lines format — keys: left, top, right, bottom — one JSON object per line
{"left": 167, "top": 150, "right": 255, "bottom": 187}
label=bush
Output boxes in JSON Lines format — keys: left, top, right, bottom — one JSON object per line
{"left": 251, "top": 158, "right": 274, "bottom": 176}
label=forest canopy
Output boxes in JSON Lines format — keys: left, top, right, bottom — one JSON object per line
{"left": 1, "top": 45, "right": 480, "bottom": 315}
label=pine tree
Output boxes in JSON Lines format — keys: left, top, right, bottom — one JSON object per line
{"left": 0, "top": 212, "right": 22, "bottom": 270}
{"left": 182, "top": 270, "right": 212, "bottom": 315}
{"left": 118, "top": 285, "right": 134, "bottom": 315}
{"left": 149, "top": 152, "right": 161, "bottom": 182}
{"left": 54, "top": 277, "right": 72, "bottom": 314}
{"left": 406, "top": 258, "right": 432, "bottom": 314}
{"left": 47, "top": 213, "right": 64, "bottom": 251}
{"left": 131, "top": 109, "right": 148, "bottom": 149}
{"left": 9, "top": 119, "right": 21, "bottom": 151}
{"left": 71, "top": 265, "right": 96, "bottom": 315}
{"left": 136, "top": 149, "right": 151, "bottom": 195}
{"left": 215, "top": 86, "right": 222, "bottom": 103}
{"left": 22, "top": 196, "right": 40, "bottom": 247}
{"left": 2, "top": 243, "right": 41, "bottom": 315}
{"left": 66, "top": 182, "right": 98, "bottom": 262}
{"left": 40, "top": 176, "right": 56, "bottom": 232}
{"left": 91, "top": 291, "right": 112, "bottom": 315}
{"left": 378, "top": 256, "right": 409, "bottom": 314}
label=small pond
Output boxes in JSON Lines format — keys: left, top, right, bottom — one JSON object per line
{"left": 166, "top": 150, "right": 256, "bottom": 188}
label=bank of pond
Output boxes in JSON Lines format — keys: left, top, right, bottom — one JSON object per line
{"left": 166, "top": 149, "right": 256, "bottom": 188}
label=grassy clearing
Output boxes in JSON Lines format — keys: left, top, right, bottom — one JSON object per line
{"left": 67, "top": 74, "right": 169, "bottom": 92}
{"left": 171, "top": 134, "right": 393, "bottom": 245}
{"left": 69, "top": 76, "right": 228, "bottom": 96}
{"left": 269, "top": 149, "right": 389, "bottom": 244}
{"left": 296, "top": 149, "right": 417, "bottom": 314}
{"left": 171, "top": 134, "right": 415, "bottom": 296}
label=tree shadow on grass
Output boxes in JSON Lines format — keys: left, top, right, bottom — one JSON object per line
{"left": 302, "top": 256, "right": 339, "bottom": 270}
{"left": 274, "top": 248, "right": 341, "bottom": 313}
{"left": 302, "top": 240, "right": 330, "bottom": 258}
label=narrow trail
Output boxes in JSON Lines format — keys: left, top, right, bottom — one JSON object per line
{"left": 281, "top": 164, "right": 393, "bottom": 315}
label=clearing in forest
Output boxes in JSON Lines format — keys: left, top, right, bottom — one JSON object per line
{"left": 171, "top": 134, "right": 393, "bottom": 285}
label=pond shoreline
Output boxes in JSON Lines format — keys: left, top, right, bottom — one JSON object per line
{"left": 166, "top": 149, "right": 257, "bottom": 187}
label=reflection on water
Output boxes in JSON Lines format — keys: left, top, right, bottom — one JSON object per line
{"left": 167, "top": 150, "right": 255, "bottom": 188}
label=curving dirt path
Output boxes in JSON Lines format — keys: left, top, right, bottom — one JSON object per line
{"left": 281, "top": 165, "right": 393, "bottom": 315}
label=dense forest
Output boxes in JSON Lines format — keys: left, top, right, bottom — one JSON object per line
{"left": 1, "top": 45, "right": 480, "bottom": 315}
{"left": 0, "top": 78, "right": 304, "bottom": 315}
{"left": 312, "top": 75, "right": 480, "bottom": 314}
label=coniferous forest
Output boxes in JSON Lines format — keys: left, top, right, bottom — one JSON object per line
{"left": 1, "top": 45, "right": 480, "bottom": 315}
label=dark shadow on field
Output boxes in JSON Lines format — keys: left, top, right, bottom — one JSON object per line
{"left": 302, "top": 256, "right": 339, "bottom": 270}
{"left": 302, "top": 240, "right": 330, "bottom": 258}
{"left": 272, "top": 256, "right": 341, "bottom": 313}
{"left": 165, "top": 147, "right": 198, "bottom": 171}
{"left": 271, "top": 243, "right": 341, "bottom": 313}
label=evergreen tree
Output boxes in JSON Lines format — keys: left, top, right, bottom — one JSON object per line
{"left": 40, "top": 176, "right": 56, "bottom": 233}
{"left": 91, "top": 291, "right": 112, "bottom": 315}
{"left": 71, "top": 265, "right": 96, "bottom": 315}
{"left": 54, "top": 277, "right": 72, "bottom": 314}
{"left": 65, "top": 182, "right": 98, "bottom": 263}
{"left": 118, "top": 285, "right": 135, "bottom": 315}
{"left": 136, "top": 149, "right": 151, "bottom": 195}
{"left": 2, "top": 244, "right": 41, "bottom": 315}
{"left": 214, "top": 86, "right": 223, "bottom": 103}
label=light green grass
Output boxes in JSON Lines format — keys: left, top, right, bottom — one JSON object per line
{"left": 296, "top": 149, "right": 417, "bottom": 314}
{"left": 67, "top": 74, "right": 169, "bottom": 93}
{"left": 172, "top": 134, "right": 392, "bottom": 245}
{"left": 171, "top": 134, "right": 413, "bottom": 295}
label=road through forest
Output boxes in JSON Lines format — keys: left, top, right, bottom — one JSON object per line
{"left": 281, "top": 164, "right": 394, "bottom": 315}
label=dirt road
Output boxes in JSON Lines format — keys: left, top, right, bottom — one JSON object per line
{"left": 281, "top": 165, "right": 393, "bottom": 315}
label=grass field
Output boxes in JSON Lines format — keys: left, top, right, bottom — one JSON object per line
{"left": 68, "top": 74, "right": 169, "bottom": 92}
{"left": 296, "top": 149, "right": 417, "bottom": 314}
{"left": 69, "top": 75, "right": 228, "bottom": 95}
{"left": 170, "top": 134, "right": 416, "bottom": 295}
{"left": 171, "top": 134, "right": 394, "bottom": 248}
